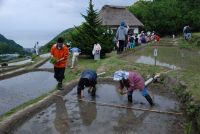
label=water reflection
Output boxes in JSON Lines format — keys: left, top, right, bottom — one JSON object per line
{"left": 53, "top": 97, "right": 70, "bottom": 133}
{"left": 123, "top": 47, "right": 200, "bottom": 71}
{"left": 77, "top": 94, "right": 97, "bottom": 126}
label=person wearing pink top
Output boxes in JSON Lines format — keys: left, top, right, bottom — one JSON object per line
{"left": 93, "top": 41, "right": 101, "bottom": 60}
{"left": 113, "top": 71, "right": 155, "bottom": 106}
{"left": 138, "top": 35, "right": 142, "bottom": 46}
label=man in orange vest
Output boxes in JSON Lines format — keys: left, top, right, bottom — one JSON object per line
{"left": 51, "top": 37, "right": 69, "bottom": 90}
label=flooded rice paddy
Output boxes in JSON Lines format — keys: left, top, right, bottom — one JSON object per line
{"left": 8, "top": 59, "right": 32, "bottom": 66}
{"left": 1, "top": 68, "right": 26, "bottom": 76}
{"left": 14, "top": 82, "right": 184, "bottom": 134}
{"left": 0, "top": 71, "right": 57, "bottom": 116}
{"left": 40, "top": 53, "right": 51, "bottom": 58}
{"left": 123, "top": 46, "right": 200, "bottom": 71}
{"left": 39, "top": 60, "right": 54, "bottom": 68}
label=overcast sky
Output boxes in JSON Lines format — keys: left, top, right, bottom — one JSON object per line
{"left": 0, "top": 0, "right": 137, "bottom": 48}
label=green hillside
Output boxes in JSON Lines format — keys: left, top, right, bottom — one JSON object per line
{"left": 0, "top": 34, "right": 27, "bottom": 55}
{"left": 41, "top": 27, "right": 79, "bottom": 52}
{"left": 0, "top": 34, "right": 23, "bottom": 50}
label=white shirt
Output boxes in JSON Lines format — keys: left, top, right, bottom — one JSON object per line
{"left": 93, "top": 44, "right": 101, "bottom": 51}
{"left": 35, "top": 44, "right": 40, "bottom": 49}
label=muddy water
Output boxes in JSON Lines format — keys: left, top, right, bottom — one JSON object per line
{"left": 39, "top": 60, "right": 54, "bottom": 68}
{"left": 8, "top": 59, "right": 31, "bottom": 66}
{"left": 14, "top": 83, "right": 183, "bottom": 134}
{"left": 123, "top": 46, "right": 200, "bottom": 71}
{"left": 40, "top": 53, "right": 51, "bottom": 58}
{"left": 0, "top": 72, "right": 57, "bottom": 116}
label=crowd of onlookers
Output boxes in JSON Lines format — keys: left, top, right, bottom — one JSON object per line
{"left": 115, "top": 22, "right": 160, "bottom": 54}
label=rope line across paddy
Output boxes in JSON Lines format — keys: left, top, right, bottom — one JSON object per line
{"left": 41, "top": 92, "right": 183, "bottom": 115}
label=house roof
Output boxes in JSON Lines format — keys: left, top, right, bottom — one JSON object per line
{"left": 98, "top": 5, "right": 144, "bottom": 27}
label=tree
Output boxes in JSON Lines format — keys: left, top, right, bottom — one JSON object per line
{"left": 69, "top": 0, "right": 114, "bottom": 56}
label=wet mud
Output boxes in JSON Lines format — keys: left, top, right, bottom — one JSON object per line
{"left": 122, "top": 46, "right": 200, "bottom": 71}
{"left": 0, "top": 71, "right": 57, "bottom": 116}
{"left": 13, "top": 82, "right": 186, "bottom": 134}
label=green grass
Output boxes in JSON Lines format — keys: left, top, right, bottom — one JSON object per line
{"left": 179, "top": 44, "right": 191, "bottom": 49}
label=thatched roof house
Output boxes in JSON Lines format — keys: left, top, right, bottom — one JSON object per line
{"left": 98, "top": 5, "right": 144, "bottom": 35}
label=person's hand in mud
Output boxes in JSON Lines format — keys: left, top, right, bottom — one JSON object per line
{"left": 90, "top": 87, "right": 93, "bottom": 92}
{"left": 121, "top": 91, "right": 129, "bottom": 95}
{"left": 81, "top": 90, "right": 84, "bottom": 97}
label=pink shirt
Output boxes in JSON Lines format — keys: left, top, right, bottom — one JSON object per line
{"left": 138, "top": 37, "right": 142, "bottom": 44}
{"left": 119, "top": 72, "right": 145, "bottom": 91}
{"left": 93, "top": 44, "right": 101, "bottom": 51}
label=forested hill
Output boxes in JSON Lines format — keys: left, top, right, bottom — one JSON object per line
{"left": 0, "top": 34, "right": 23, "bottom": 50}
{"left": 127, "top": 0, "right": 200, "bottom": 36}
{"left": 41, "top": 27, "right": 78, "bottom": 52}
{"left": 50, "top": 28, "right": 73, "bottom": 42}
{"left": 0, "top": 34, "right": 26, "bottom": 55}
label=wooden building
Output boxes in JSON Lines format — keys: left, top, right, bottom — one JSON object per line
{"left": 98, "top": 5, "right": 144, "bottom": 35}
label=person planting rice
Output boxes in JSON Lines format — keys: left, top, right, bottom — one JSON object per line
{"left": 77, "top": 70, "right": 97, "bottom": 97}
{"left": 113, "top": 71, "right": 155, "bottom": 106}
{"left": 51, "top": 37, "right": 68, "bottom": 90}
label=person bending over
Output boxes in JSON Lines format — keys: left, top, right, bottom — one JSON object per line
{"left": 77, "top": 70, "right": 97, "bottom": 97}
{"left": 113, "top": 71, "right": 155, "bottom": 106}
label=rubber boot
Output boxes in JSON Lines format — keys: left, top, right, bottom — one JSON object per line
{"left": 91, "top": 88, "right": 96, "bottom": 96}
{"left": 145, "top": 94, "right": 155, "bottom": 106}
{"left": 77, "top": 87, "right": 81, "bottom": 94}
{"left": 58, "top": 81, "right": 64, "bottom": 90}
{"left": 128, "top": 95, "right": 132, "bottom": 102}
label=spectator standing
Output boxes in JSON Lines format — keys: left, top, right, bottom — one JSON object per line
{"left": 183, "top": 24, "right": 187, "bottom": 38}
{"left": 135, "top": 34, "right": 138, "bottom": 46}
{"left": 116, "top": 22, "right": 129, "bottom": 54}
{"left": 69, "top": 47, "right": 81, "bottom": 69}
{"left": 66, "top": 40, "right": 71, "bottom": 49}
{"left": 129, "top": 34, "right": 135, "bottom": 48}
{"left": 34, "top": 42, "right": 40, "bottom": 56}
{"left": 172, "top": 34, "right": 175, "bottom": 39}
{"left": 138, "top": 35, "right": 142, "bottom": 46}
{"left": 93, "top": 41, "right": 101, "bottom": 60}
{"left": 51, "top": 37, "right": 68, "bottom": 90}
{"left": 185, "top": 25, "right": 192, "bottom": 41}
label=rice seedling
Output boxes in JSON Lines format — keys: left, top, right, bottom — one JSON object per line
{"left": 49, "top": 57, "right": 58, "bottom": 64}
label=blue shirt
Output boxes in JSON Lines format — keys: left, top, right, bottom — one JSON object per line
{"left": 69, "top": 47, "right": 81, "bottom": 53}
{"left": 78, "top": 70, "right": 97, "bottom": 90}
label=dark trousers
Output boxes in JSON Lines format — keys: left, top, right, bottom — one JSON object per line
{"left": 119, "top": 40, "right": 125, "bottom": 52}
{"left": 54, "top": 67, "right": 65, "bottom": 82}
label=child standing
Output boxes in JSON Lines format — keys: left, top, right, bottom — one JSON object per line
{"left": 172, "top": 34, "right": 175, "bottom": 39}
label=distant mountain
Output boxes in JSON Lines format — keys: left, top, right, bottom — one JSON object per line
{"left": 0, "top": 34, "right": 23, "bottom": 50}
{"left": 0, "top": 34, "right": 27, "bottom": 55}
